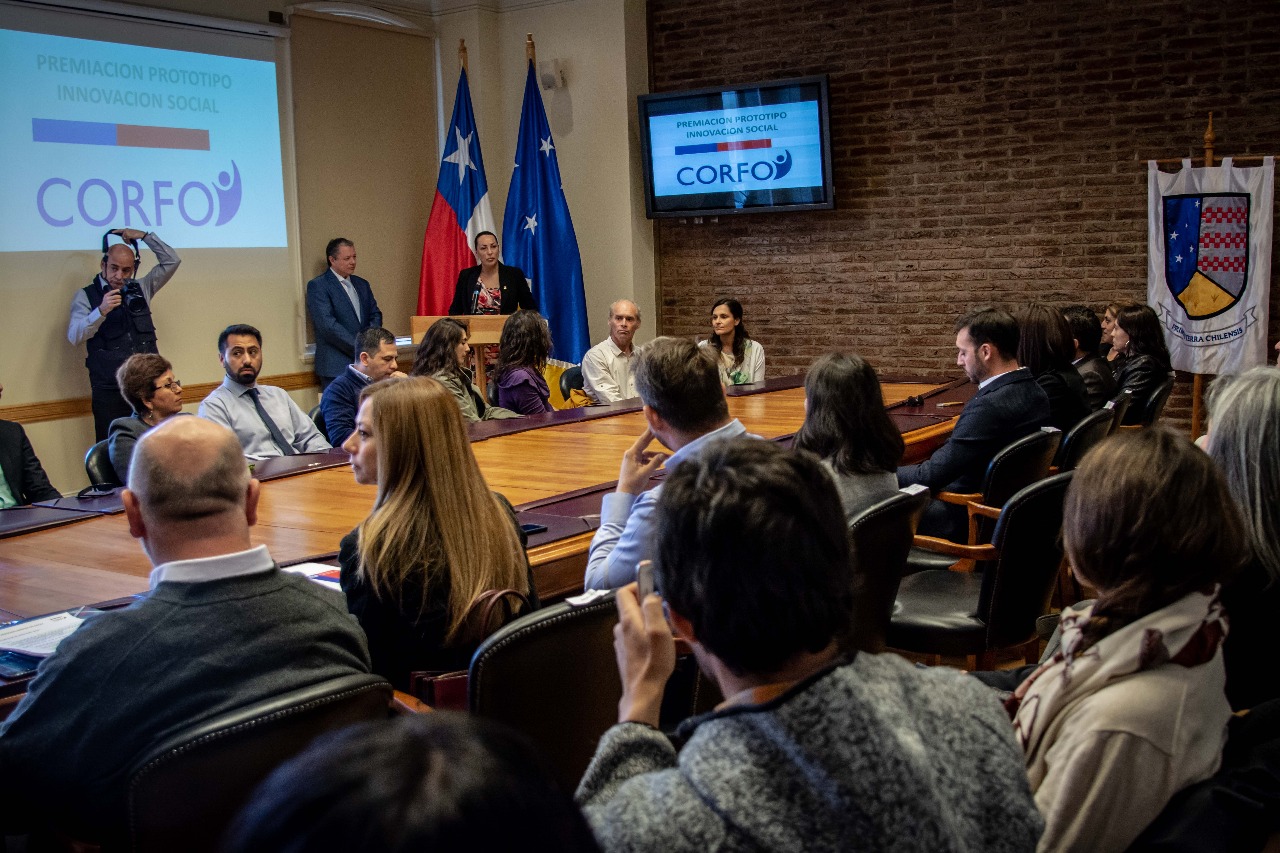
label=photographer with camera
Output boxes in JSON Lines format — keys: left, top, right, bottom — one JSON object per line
{"left": 68, "top": 228, "right": 181, "bottom": 440}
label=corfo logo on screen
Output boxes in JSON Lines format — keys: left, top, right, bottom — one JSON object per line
{"left": 35, "top": 161, "right": 243, "bottom": 228}
{"left": 675, "top": 151, "right": 794, "bottom": 186}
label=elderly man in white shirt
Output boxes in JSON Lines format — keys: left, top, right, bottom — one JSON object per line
{"left": 198, "top": 324, "right": 331, "bottom": 460}
{"left": 581, "top": 300, "right": 641, "bottom": 404}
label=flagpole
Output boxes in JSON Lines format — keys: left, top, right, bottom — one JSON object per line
{"left": 459, "top": 38, "right": 468, "bottom": 72}
{"left": 526, "top": 33, "right": 536, "bottom": 65}
{"left": 1190, "top": 115, "right": 1215, "bottom": 437}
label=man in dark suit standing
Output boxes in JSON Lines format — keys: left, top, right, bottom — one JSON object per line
{"left": 306, "top": 238, "right": 384, "bottom": 391}
{"left": 898, "top": 308, "right": 1051, "bottom": 540}
{"left": 1063, "top": 305, "right": 1119, "bottom": 411}
{"left": 0, "top": 381, "right": 61, "bottom": 507}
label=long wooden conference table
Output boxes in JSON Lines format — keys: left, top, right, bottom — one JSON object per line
{"left": 0, "top": 375, "right": 972, "bottom": 622}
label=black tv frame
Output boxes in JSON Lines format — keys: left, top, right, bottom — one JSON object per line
{"left": 637, "top": 74, "right": 835, "bottom": 219}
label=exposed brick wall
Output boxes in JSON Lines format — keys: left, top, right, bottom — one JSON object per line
{"left": 647, "top": 0, "right": 1280, "bottom": 435}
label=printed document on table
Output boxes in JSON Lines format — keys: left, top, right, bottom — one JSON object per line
{"left": 0, "top": 612, "right": 85, "bottom": 657}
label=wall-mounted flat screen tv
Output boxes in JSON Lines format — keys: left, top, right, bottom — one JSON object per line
{"left": 638, "top": 75, "right": 834, "bottom": 219}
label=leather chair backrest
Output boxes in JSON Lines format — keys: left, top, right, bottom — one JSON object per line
{"left": 977, "top": 471, "right": 1072, "bottom": 650}
{"left": 559, "top": 365, "right": 584, "bottom": 401}
{"left": 847, "top": 485, "right": 930, "bottom": 653}
{"left": 1105, "top": 390, "right": 1133, "bottom": 434}
{"left": 973, "top": 427, "right": 1061, "bottom": 544}
{"left": 84, "top": 440, "right": 117, "bottom": 487}
{"left": 306, "top": 404, "right": 327, "bottom": 437}
{"left": 1054, "top": 408, "right": 1113, "bottom": 470}
{"left": 1140, "top": 374, "right": 1177, "bottom": 426}
{"left": 127, "top": 673, "right": 392, "bottom": 853}
{"left": 469, "top": 593, "right": 620, "bottom": 792}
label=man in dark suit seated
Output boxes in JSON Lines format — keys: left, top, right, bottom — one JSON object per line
{"left": 898, "top": 308, "right": 1051, "bottom": 540}
{"left": 1063, "top": 305, "right": 1118, "bottom": 411}
{"left": 306, "top": 238, "right": 384, "bottom": 391}
{"left": 0, "top": 380, "right": 60, "bottom": 507}
{"left": 0, "top": 417, "right": 371, "bottom": 843}
{"left": 319, "top": 327, "right": 406, "bottom": 446}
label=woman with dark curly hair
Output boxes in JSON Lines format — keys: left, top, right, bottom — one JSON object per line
{"left": 494, "top": 311, "right": 554, "bottom": 415}
{"left": 410, "top": 318, "right": 520, "bottom": 422}
{"left": 107, "top": 353, "right": 187, "bottom": 484}
{"left": 699, "top": 298, "right": 765, "bottom": 385}
{"left": 793, "top": 353, "right": 902, "bottom": 518}
{"left": 1111, "top": 304, "right": 1173, "bottom": 425}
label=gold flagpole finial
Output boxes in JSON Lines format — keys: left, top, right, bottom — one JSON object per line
{"left": 525, "top": 33, "right": 536, "bottom": 64}
{"left": 459, "top": 39, "right": 468, "bottom": 73}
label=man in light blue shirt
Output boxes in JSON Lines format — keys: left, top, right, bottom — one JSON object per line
{"left": 584, "top": 336, "right": 752, "bottom": 590}
{"left": 198, "top": 324, "right": 331, "bottom": 460}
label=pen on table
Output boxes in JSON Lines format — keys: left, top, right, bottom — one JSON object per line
{"left": 936, "top": 401, "right": 965, "bottom": 408}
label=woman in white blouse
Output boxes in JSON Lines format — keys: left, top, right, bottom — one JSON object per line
{"left": 699, "top": 297, "right": 764, "bottom": 385}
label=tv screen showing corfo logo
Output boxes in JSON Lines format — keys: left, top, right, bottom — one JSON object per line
{"left": 639, "top": 77, "right": 833, "bottom": 218}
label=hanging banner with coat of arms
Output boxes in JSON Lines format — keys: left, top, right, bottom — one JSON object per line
{"left": 1147, "top": 156, "right": 1274, "bottom": 375}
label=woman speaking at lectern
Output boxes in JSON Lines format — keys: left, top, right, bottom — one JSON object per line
{"left": 448, "top": 231, "right": 538, "bottom": 315}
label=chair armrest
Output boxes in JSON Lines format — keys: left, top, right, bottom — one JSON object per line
{"left": 913, "top": 534, "right": 997, "bottom": 563}
{"left": 968, "top": 502, "right": 1001, "bottom": 521}
{"left": 937, "top": 490, "right": 981, "bottom": 507}
{"left": 390, "top": 690, "right": 433, "bottom": 715}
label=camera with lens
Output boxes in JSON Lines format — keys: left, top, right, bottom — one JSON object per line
{"left": 122, "top": 279, "right": 148, "bottom": 315}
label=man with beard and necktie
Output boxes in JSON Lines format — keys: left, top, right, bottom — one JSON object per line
{"left": 198, "top": 324, "right": 331, "bottom": 459}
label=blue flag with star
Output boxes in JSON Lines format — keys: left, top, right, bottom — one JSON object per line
{"left": 501, "top": 61, "right": 589, "bottom": 362}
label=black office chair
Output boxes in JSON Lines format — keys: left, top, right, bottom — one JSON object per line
{"left": 1053, "top": 407, "right": 1113, "bottom": 471}
{"left": 127, "top": 673, "right": 392, "bottom": 853}
{"left": 1132, "top": 374, "right": 1177, "bottom": 427}
{"left": 846, "top": 485, "right": 931, "bottom": 654}
{"left": 468, "top": 593, "right": 620, "bottom": 792}
{"left": 306, "top": 404, "right": 327, "bottom": 438}
{"left": 888, "top": 471, "right": 1073, "bottom": 671}
{"left": 559, "top": 365, "right": 584, "bottom": 402}
{"left": 85, "top": 440, "right": 117, "bottom": 487}
{"left": 906, "top": 427, "right": 1061, "bottom": 573}
{"left": 1104, "top": 390, "right": 1132, "bottom": 435}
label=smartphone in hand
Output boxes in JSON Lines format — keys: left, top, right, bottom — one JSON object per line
{"left": 637, "top": 560, "right": 655, "bottom": 600}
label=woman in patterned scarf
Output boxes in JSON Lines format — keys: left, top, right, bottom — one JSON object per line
{"left": 1009, "top": 427, "right": 1247, "bottom": 852}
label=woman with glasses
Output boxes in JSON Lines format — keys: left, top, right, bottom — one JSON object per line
{"left": 107, "top": 353, "right": 186, "bottom": 484}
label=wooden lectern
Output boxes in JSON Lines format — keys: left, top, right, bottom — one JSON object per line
{"left": 410, "top": 314, "right": 509, "bottom": 394}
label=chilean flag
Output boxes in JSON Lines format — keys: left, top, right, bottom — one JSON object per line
{"left": 418, "top": 68, "right": 496, "bottom": 315}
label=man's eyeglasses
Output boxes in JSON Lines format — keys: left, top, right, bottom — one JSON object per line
{"left": 154, "top": 378, "right": 182, "bottom": 392}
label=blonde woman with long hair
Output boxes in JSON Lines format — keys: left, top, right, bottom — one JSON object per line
{"left": 339, "top": 376, "right": 535, "bottom": 689}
